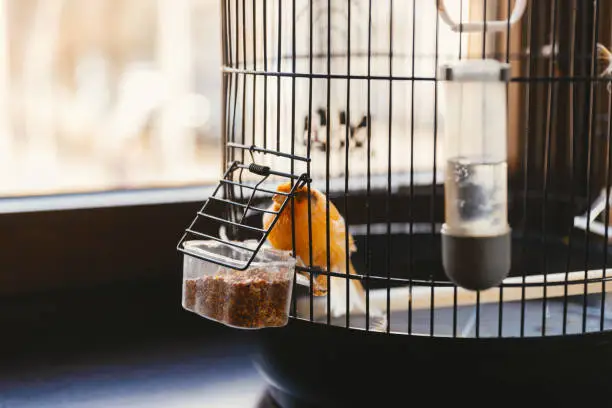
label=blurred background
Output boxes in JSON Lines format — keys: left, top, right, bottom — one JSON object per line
{"left": 0, "top": 0, "right": 476, "bottom": 198}
{"left": 0, "top": 0, "right": 222, "bottom": 197}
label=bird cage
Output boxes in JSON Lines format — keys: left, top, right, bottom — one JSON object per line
{"left": 179, "top": 0, "right": 612, "bottom": 405}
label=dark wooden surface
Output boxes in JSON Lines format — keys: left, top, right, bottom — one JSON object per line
{"left": 0, "top": 276, "right": 270, "bottom": 407}
{"left": 0, "top": 199, "right": 206, "bottom": 297}
{"left": 0, "top": 192, "right": 306, "bottom": 407}
{"left": 0, "top": 334, "right": 268, "bottom": 407}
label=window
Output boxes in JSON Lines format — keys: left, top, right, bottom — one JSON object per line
{"left": 0, "top": 0, "right": 222, "bottom": 197}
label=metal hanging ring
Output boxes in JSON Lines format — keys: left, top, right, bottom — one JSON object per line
{"left": 437, "top": 0, "right": 528, "bottom": 33}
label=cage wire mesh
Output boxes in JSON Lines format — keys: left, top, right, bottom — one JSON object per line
{"left": 205, "top": 0, "right": 612, "bottom": 338}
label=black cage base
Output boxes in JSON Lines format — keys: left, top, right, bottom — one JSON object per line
{"left": 253, "top": 318, "right": 612, "bottom": 407}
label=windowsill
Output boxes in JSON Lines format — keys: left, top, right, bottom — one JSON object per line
{"left": 0, "top": 185, "right": 216, "bottom": 214}
{"left": 0, "top": 316, "right": 267, "bottom": 408}
{"left": 0, "top": 168, "right": 442, "bottom": 215}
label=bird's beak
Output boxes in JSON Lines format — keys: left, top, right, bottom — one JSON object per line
{"left": 295, "top": 189, "right": 309, "bottom": 202}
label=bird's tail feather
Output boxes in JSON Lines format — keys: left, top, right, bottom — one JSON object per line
{"left": 328, "top": 260, "right": 366, "bottom": 318}
{"left": 328, "top": 261, "right": 387, "bottom": 332}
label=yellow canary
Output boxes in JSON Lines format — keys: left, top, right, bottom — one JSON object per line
{"left": 262, "top": 181, "right": 367, "bottom": 318}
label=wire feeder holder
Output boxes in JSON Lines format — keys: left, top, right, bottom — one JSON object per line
{"left": 177, "top": 142, "right": 310, "bottom": 271}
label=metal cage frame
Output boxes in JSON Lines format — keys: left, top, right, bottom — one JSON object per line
{"left": 180, "top": 0, "right": 612, "bottom": 340}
